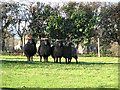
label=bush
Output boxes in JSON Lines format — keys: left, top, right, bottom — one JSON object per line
{"left": 89, "top": 51, "right": 95, "bottom": 57}
{"left": 109, "top": 42, "right": 120, "bottom": 56}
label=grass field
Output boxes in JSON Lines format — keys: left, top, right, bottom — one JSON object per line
{"left": 1, "top": 55, "right": 119, "bottom": 88}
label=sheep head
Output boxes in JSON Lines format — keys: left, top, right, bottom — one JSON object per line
{"left": 40, "top": 38, "right": 50, "bottom": 46}
{"left": 28, "top": 38, "right": 36, "bottom": 45}
{"left": 55, "top": 40, "right": 63, "bottom": 47}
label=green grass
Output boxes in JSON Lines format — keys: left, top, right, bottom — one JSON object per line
{"left": 1, "top": 55, "right": 119, "bottom": 88}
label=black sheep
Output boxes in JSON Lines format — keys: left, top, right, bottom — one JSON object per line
{"left": 24, "top": 38, "right": 37, "bottom": 61}
{"left": 38, "top": 38, "right": 51, "bottom": 63}
{"left": 51, "top": 40, "right": 63, "bottom": 64}
{"left": 63, "top": 42, "right": 72, "bottom": 64}
{"left": 70, "top": 44, "right": 78, "bottom": 64}
{"left": 63, "top": 42, "right": 78, "bottom": 64}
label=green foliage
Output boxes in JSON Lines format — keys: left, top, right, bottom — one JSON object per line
{"left": 89, "top": 51, "right": 95, "bottom": 57}
{"left": 46, "top": 15, "right": 66, "bottom": 39}
{"left": 62, "top": 2, "right": 77, "bottom": 18}
{"left": 2, "top": 55, "right": 118, "bottom": 88}
{"left": 29, "top": 3, "right": 54, "bottom": 38}
{"left": 61, "top": 2, "right": 99, "bottom": 43}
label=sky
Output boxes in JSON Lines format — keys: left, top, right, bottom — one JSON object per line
{"left": 1, "top": 0, "right": 120, "bottom": 3}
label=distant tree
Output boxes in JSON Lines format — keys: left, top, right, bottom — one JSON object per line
{"left": 107, "top": 2, "right": 120, "bottom": 45}
{"left": 94, "top": 2, "right": 120, "bottom": 55}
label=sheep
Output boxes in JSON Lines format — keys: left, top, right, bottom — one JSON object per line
{"left": 24, "top": 38, "right": 37, "bottom": 61}
{"left": 51, "top": 40, "right": 63, "bottom": 64}
{"left": 63, "top": 42, "right": 78, "bottom": 64}
{"left": 38, "top": 38, "right": 51, "bottom": 63}
{"left": 63, "top": 42, "right": 72, "bottom": 64}
{"left": 70, "top": 44, "right": 78, "bottom": 64}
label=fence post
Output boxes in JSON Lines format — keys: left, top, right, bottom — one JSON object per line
{"left": 12, "top": 34, "right": 15, "bottom": 53}
{"left": 98, "top": 38, "right": 100, "bottom": 57}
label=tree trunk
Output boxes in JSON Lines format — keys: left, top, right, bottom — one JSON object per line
{"left": 87, "top": 38, "right": 91, "bottom": 54}
{"left": 2, "top": 39, "right": 5, "bottom": 51}
{"left": 24, "top": 20, "right": 27, "bottom": 46}
{"left": 7, "top": 38, "right": 9, "bottom": 51}
{"left": 20, "top": 37, "right": 23, "bottom": 53}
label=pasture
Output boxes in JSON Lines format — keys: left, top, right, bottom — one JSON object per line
{"left": 1, "top": 55, "right": 119, "bottom": 88}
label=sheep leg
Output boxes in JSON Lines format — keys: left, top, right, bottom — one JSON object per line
{"left": 46, "top": 57, "right": 48, "bottom": 63}
{"left": 54, "top": 58, "right": 56, "bottom": 63}
{"left": 68, "top": 58, "right": 70, "bottom": 64}
{"left": 74, "top": 57, "right": 78, "bottom": 64}
{"left": 76, "top": 58, "right": 78, "bottom": 64}
{"left": 65, "top": 58, "right": 67, "bottom": 64}
{"left": 59, "top": 58, "right": 61, "bottom": 64}
{"left": 56, "top": 58, "right": 58, "bottom": 63}
{"left": 68, "top": 59, "right": 70, "bottom": 63}
{"left": 40, "top": 56, "right": 42, "bottom": 62}
{"left": 27, "top": 56, "right": 30, "bottom": 61}
{"left": 70, "top": 59, "right": 71, "bottom": 63}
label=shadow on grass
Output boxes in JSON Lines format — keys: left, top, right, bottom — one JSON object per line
{"left": 2, "top": 58, "right": 39, "bottom": 60}
{"left": 78, "top": 61, "right": 119, "bottom": 65}
{"left": 2, "top": 60, "right": 42, "bottom": 65}
{"left": 1, "top": 60, "right": 119, "bottom": 65}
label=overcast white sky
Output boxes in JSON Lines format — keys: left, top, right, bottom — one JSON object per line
{"left": 1, "top": 0, "right": 120, "bottom": 3}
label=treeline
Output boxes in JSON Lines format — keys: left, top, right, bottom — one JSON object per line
{"left": 1, "top": 1, "right": 120, "bottom": 54}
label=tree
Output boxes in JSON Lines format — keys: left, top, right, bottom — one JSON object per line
{"left": 46, "top": 15, "right": 65, "bottom": 39}
{"left": 107, "top": 2, "right": 120, "bottom": 45}
{"left": 1, "top": 2, "right": 17, "bottom": 51}
{"left": 62, "top": 2, "right": 100, "bottom": 52}
{"left": 47, "top": 1, "right": 100, "bottom": 52}
{"left": 29, "top": 2, "right": 54, "bottom": 39}
{"left": 61, "top": 2, "right": 77, "bottom": 41}
{"left": 16, "top": 3, "right": 29, "bottom": 50}
{"left": 94, "top": 2, "right": 120, "bottom": 55}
